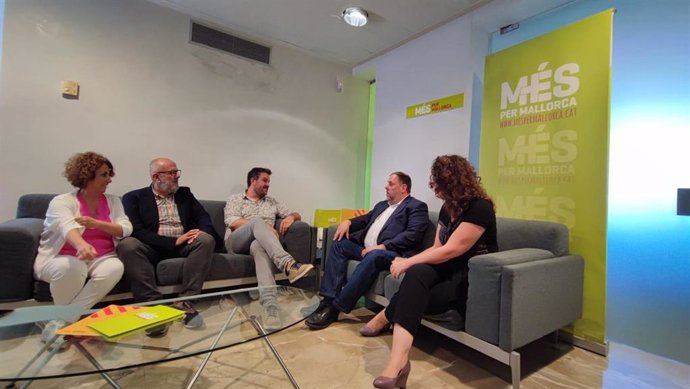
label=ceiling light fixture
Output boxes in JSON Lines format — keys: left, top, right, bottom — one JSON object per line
{"left": 342, "top": 7, "right": 368, "bottom": 27}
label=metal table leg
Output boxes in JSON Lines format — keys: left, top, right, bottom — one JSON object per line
{"left": 185, "top": 306, "right": 239, "bottom": 389}
{"left": 8, "top": 334, "right": 64, "bottom": 389}
{"left": 73, "top": 342, "right": 121, "bottom": 389}
{"left": 247, "top": 315, "right": 300, "bottom": 389}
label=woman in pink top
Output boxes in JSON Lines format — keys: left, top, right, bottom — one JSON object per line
{"left": 34, "top": 152, "right": 132, "bottom": 345}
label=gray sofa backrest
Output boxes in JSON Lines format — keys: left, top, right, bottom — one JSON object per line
{"left": 16, "top": 195, "right": 230, "bottom": 240}
{"left": 419, "top": 211, "right": 439, "bottom": 249}
{"left": 17, "top": 194, "right": 56, "bottom": 219}
{"left": 496, "top": 217, "right": 569, "bottom": 256}
{"left": 199, "top": 200, "right": 226, "bottom": 238}
{"left": 419, "top": 211, "right": 569, "bottom": 257}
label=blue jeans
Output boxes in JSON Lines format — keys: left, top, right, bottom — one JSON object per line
{"left": 319, "top": 239, "right": 397, "bottom": 313}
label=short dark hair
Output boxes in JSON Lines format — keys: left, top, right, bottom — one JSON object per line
{"left": 247, "top": 167, "right": 272, "bottom": 187}
{"left": 391, "top": 171, "right": 412, "bottom": 193}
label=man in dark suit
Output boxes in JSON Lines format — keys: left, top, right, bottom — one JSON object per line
{"left": 117, "top": 158, "right": 223, "bottom": 331}
{"left": 306, "top": 172, "right": 429, "bottom": 330}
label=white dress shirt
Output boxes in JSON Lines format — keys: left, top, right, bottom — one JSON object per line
{"left": 363, "top": 196, "right": 407, "bottom": 248}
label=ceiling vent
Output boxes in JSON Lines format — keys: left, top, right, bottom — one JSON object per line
{"left": 190, "top": 22, "right": 270, "bottom": 64}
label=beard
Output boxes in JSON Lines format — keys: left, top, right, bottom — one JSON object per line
{"left": 254, "top": 185, "right": 268, "bottom": 198}
{"left": 159, "top": 181, "right": 179, "bottom": 195}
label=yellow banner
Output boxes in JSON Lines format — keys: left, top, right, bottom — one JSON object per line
{"left": 479, "top": 10, "right": 614, "bottom": 344}
{"left": 406, "top": 93, "right": 464, "bottom": 119}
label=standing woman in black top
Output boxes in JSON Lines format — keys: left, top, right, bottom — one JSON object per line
{"left": 364, "top": 154, "right": 497, "bottom": 389}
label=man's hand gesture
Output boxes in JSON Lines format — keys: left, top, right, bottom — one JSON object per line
{"left": 333, "top": 220, "right": 352, "bottom": 241}
{"left": 176, "top": 229, "right": 201, "bottom": 246}
{"left": 279, "top": 215, "right": 295, "bottom": 235}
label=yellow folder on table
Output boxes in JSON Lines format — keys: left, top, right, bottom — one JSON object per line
{"left": 58, "top": 305, "right": 144, "bottom": 337}
{"left": 88, "top": 305, "right": 185, "bottom": 340}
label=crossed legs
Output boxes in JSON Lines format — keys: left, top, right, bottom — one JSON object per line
{"left": 227, "top": 218, "right": 296, "bottom": 305}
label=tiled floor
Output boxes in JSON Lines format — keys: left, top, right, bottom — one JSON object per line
{"left": 26, "top": 308, "right": 690, "bottom": 388}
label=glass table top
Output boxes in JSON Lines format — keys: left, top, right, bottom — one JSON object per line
{"left": 0, "top": 286, "right": 318, "bottom": 382}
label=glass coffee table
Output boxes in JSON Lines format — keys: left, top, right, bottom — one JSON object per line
{"left": 0, "top": 286, "right": 319, "bottom": 388}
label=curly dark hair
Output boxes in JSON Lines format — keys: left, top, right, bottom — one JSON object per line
{"left": 429, "top": 155, "right": 493, "bottom": 220}
{"left": 63, "top": 152, "right": 114, "bottom": 188}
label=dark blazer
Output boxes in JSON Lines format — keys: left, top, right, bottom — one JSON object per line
{"left": 349, "top": 196, "right": 429, "bottom": 257}
{"left": 122, "top": 186, "right": 224, "bottom": 254}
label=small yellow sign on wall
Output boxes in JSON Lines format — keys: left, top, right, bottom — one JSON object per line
{"left": 406, "top": 93, "right": 464, "bottom": 119}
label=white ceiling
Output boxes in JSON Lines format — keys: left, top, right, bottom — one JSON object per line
{"left": 148, "top": 0, "right": 574, "bottom": 66}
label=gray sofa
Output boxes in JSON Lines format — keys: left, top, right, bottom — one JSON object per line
{"left": 324, "top": 212, "right": 584, "bottom": 389}
{"left": 0, "top": 194, "right": 315, "bottom": 306}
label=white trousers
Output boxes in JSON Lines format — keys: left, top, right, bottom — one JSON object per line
{"left": 35, "top": 254, "right": 124, "bottom": 310}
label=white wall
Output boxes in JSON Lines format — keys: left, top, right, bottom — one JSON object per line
{"left": 0, "top": 0, "right": 370, "bottom": 221}
{"left": 353, "top": 0, "right": 564, "bottom": 210}
{"left": 354, "top": 16, "right": 479, "bottom": 211}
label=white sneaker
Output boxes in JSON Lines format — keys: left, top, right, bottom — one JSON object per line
{"left": 262, "top": 304, "right": 282, "bottom": 332}
{"left": 41, "top": 319, "right": 68, "bottom": 350}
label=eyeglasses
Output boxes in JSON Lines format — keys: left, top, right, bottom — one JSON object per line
{"left": 156, "top": 170, "right": 181, "bottom": 178}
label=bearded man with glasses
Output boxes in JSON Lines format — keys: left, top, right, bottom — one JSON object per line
{"left": 117, "top": 157, "right": 223, "bottom": 335}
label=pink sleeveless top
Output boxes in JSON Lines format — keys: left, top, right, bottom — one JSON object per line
{"left": 59, "top": 194, "right": 115, "bottom": 257}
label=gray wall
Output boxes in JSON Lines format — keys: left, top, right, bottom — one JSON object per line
{"left": 0, "top": 0, "right": 370, "bottom": 221}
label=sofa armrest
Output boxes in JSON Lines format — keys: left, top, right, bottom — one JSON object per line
{"left": 498, "top": 255, "right": 584, "bottom": 351}
{"left": 0, "top": 218, "right": 44, "bottom": 302}
{"left": 466, "top": 249, "right": 584, "bottom": 351}
{"left": 465, "top": 248, "right": 556, "bottom": 346}
{"left": 279, "top": 220, "right": 314, "bottom": 264}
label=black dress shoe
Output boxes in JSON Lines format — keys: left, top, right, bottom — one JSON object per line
{"left": 145, "top": 324, "right": 169, "bottom": 338}
{"left": 306, "top": 304, "right": 340, "bottom": 330}
{"left": 314, "top": 298, "right": 331, "bottom": 312}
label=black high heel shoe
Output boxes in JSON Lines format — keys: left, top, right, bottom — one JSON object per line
{"left": 373, "top": 360, "right": 410, "bottom": 388}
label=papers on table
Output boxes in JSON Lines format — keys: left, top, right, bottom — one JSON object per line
{"left": 57, "top": 304, "right": 184, "bottom": 340}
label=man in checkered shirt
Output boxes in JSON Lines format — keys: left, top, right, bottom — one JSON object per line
{"left": 118, "top": 158, "right": 223, "bottom": 334}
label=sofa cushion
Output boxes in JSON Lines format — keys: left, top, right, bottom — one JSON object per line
{"left": 346, "top": 259, "right": 388, "bottom": 296}
{"left": 419, "top": 212, "right": 439, "bottom": 249}
{"left": 156, "top": 253, "right": 259, "bottom": 286}
{"left": 199, "top": 200, "right": 226, "bottom": 239}
{"left": 423, "top": 309, "right": 465, "bottom": 331}
{"left": 496, "top": 218, "right": 569, "bottom": 256}
{"left": 469, "top": 248, "right": 555, "bottom": 268}
{"left": 16, "top": 194, "right": 56, "bottom": 219}
{"left": 0, "top": 218, "right": 45, "bottom": 302}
